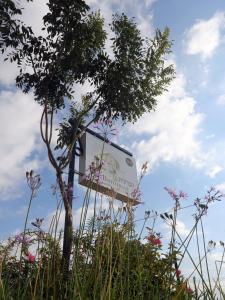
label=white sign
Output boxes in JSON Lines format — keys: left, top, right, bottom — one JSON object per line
{"left": 78, "top": 131, "right": 139, "bottom": 205}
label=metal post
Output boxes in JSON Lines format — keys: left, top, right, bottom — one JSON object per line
{"left": 67, "top": 143, "right": 76, "bottom": 208}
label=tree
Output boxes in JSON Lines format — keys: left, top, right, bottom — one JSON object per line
{"left": 0, "top": 0, "right": 175, "bottom": 278}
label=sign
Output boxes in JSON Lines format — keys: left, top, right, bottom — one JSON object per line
{"left": 78, "top": 130, "right": 139, "bottom": 205}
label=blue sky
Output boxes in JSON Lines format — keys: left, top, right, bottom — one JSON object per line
{"left": 1, "top": 0, "right": 225, "bottom": 278}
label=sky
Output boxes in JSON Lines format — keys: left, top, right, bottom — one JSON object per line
{"left": 1, "top": 0, "right": 225, "bottom": 280}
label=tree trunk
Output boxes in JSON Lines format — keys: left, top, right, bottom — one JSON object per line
{"left": 61, "top": 143, "right": 76, "bottom": 279}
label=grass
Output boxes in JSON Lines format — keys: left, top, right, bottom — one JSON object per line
{"left": 0, "top": 170, "right": 224, "bottom": 299}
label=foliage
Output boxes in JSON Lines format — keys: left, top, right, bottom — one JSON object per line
{"left": 0, "top": 0, "right": 175, "bottom": 279}
{"left": 1, "top": 169, "right": 224, "bottom": 299}
{"left": 0, "top": 214, "right": 192, "bottom": 300}
{"left": 1, "top": 1, "right": 174, "bottom": 122}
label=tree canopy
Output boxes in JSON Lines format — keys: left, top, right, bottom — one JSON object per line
{"left": 1, "top": 0, "right": 174, "bottom": 124}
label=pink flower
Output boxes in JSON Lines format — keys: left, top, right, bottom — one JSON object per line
{"left": 146, "top": 234, "right": 162, "bottom": 246}
{"left": 175, "top": 269, "right": 181, "bottom": 276}
{"left": 164, "top": 187, "right": 178, "bottom": 200}
{"left": 92, "top": 118, "right": 119, "bottom": 143}
{"left": 26, "top": 252, "right": 35, "bottom": 263}
{"left": 153, "top": 238, "right": 162, "bottom": 246}
{"left": 164, "top": 187, "right": 188, "bottom": 200}
{"left": 15, "top": 234, "right": 31, "bottom": 245}
{"left": 186, "top": 287, "right": 193, "bottom": 294}
{"left": 179, "top": 191, "right": 188, "bottom": 199}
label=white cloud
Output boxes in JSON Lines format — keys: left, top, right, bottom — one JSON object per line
{"left": 206, "top": 165, "right": 223, "bottom": 178}
{"left": 217, "top": 94, "right": 225, "bottom": 106}
{"left": 125, "top": 63, "right": 225, "bottom": 177}
{"left": 20, "top": 0, "right": 49, "bottom": 36}
{"left": 215, "top": 182, "right": 225, "bottom": 192}
{"left": 185, "top": 12, "right": 225, "bottom": 59}
{"left": 144, "top": 0, "right": 157, "bottom": 7}
{"left": 128, "top": 71, "right": 206, "bottom": 170}
{"left": 209, "top": 250, "right": 225, "bottom": 262}
{"left": 206, "top": 134, "right": 215, "bottom": 140}
{"left": 0, "top": 59, "right": 19, "bottom": 86}
{"left": 0, "top": 90, "right": 42, "bottom": 199}
{"left": 0, "top": 1, "right": 49, "bottom": 86}
{"left": 163, "top": 219, "right": 191, "bottom": 238}
{"left": 87, "top": 0, "right": 155, "bottom": 38}
{"left": 86, "top": 0, "right": 156, "bottom": 61}
{"left": 176, "top": 220, "right": 191, "bottom": 237}
{"left": 137, "top": 12, "right": 154, "bottom": 37}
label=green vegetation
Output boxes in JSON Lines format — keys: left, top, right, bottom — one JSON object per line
{"left": 0, "top": 167, "right": 224, "bottom": 299}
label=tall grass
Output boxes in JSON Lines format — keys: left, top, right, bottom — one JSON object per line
{"left": 0, "top": 170, "right": 224, "bottom": 299}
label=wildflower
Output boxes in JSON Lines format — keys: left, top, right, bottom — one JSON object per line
{"left": 164, "top": 187, "right": 178, "bottom": 200}
{"left": 180, "top": 283, "right": 194, "bottom": 295}
{"left": 92, "top": 118, "right": 119, "bottom": 145}
{"left": 83, "top": 159, "right": 105, "bottom": 184}
{"left": 26, "top": 170, "right": 41, "bottom": 195}
{"left": 144, "top": 210, "right": 151, "bottom": 218}
{"left": 51, "top": 184, "right": 57, "bottom": 196}
{"left": 141, "top": 161, "right": 148, "bottom": 173}
{"left": 153, "top": 238, "right": 162, "bottom": 246}
{"left": 26, "top": 252, "right": 35, "bottom": 263}
{"left": 31, "top": 217, "right": 44, "bottom": 229}
{"left": 140, "top": 162, "right": 149, "bottom": 178}
{"left": 131, "top": 187, "right": 141, "bottom": 201}
{"left": 220, "top": 241, "right": 225, "bottom": 247}
{"left": 208, "top": 240, "right": 216, "bottom": 251}
{"left": 194, "top": 201, "right": 208, "bottom": 216}
{"left": 186, "top": 287, "right": 193, "bottom": 294}
{"left": 15, "top": 234, "right": 31, "bottom": 245}
{"left": 165, "top": 187, "right": 188, "bottom": 201}
{"left": 146, "top": 234, "right": 162, "bottom": 246}
{"left": 179, "top": 191, "right": 188, "bottom": 199}
{"left": 94, "top": 169, "right": 104, "bottom": 184}
{"left": 204, "top": 195, "right": 210, "bottom": 201}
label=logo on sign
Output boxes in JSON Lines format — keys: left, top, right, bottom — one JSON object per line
{"left": 125, "top": 157, "right": 133, "bottom": 167}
